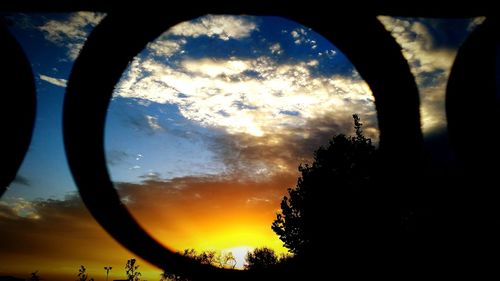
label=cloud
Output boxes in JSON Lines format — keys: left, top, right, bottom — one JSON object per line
{"left": 145, "top": 115, "right": 163, "bottom": 131}
{"left": 39, "top": 74, "right": 67, "bottom": 87}
{"left": 467, "top": 17, "right": 486, "bottom": 31}
{"left": 131, "top": 15, "right": 258, "bottom": 67}
{"left": 148, "top": 37, "right": 187, "bottom": 58}
{"left": 205, "top": 111, "right": 378, "bottom": 180}
{"left": 38, "top": 12, "right": 105, "bottom": 60}
{"left": 378, "top": 17, "right": 456, "bottom": 77}
{"left": 121, "top": 112, "right": 167, "bottom": 135}
{"left": 5, "top": 13, "right": 37, "bottom": 29}
{"left": 115, "top": 56, "right": 376, "bottom": 139}
{"left": 39, "top": 12, "right": 104, "bottom": 42}
{"left": 168, "top": 15, "right": 258, "bottom": 41}
{"left": 269, "top": 43, "right": 283, "bottom": 55}
{"left": 378, "top": 17, "right": 477, "bottom": 135}
{"left": 0, "top": 195, "right": 160, "bottom": 280}
{"left": 114, "top": 54, "right": 377, "bottom": 179}
{"left": 289, "top": 27, "right": 317, "bottom": 49}
{"left": 0, "top": 174, "right": 294, "bottom": 279}
{"left": 12, "top": 174, "right": 30, "bottom": 186}
{"left": 111, "top": 15, "right": 379, "bottom": 180}
{"left": 0, "top": 197, "right": 38, "bottom": 219}
{"left": 114, "top": 173, "right": 295, "bottom": 253}
{"left": 106, "top": 150, "right": 131, "bottom": 166}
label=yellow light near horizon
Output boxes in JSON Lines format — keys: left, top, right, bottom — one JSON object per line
{"left": 124, "top": 182, "right": 294, "bottom": 263}
{"left": 222, "top": 246, "right": 254, "bottom": 269}
{"left": 145, "top": 214, "right": 289, "bottom": 268}
{"left": 163, "top": 223, "right": 288, "bottom": 254}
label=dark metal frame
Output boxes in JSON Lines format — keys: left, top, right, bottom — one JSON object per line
{"left": 1, "top": 2, "right": 497, "bottom": 279}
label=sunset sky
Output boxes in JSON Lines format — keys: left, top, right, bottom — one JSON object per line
{"left": 0, "top": 12, "right": 482, "bottom": 281}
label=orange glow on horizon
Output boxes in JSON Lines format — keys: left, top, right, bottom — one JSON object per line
{"left": 115, "top": 174, "right": 295, "bottom": 269}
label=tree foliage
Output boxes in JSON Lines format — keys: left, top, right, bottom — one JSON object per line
{"left": 159, "top": 249, "right": 238, "bottom": 281}
{"left": 182, "top": 249, "right": 216, "bottom": 265}
{"left": 272, "top": 114, "right": 376, "bottom": 256}
{"left": 244, "top": 247, "right": 279, "bottom": 270}
{"left": 160, "top": 271, "right": 185, "bottom": 281}
{"left": 125, "top": 259, "right": 141, "bottom": 281}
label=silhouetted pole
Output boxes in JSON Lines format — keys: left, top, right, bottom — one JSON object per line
{"left": 104, "top": 266, "right": 112, "bottom": 281}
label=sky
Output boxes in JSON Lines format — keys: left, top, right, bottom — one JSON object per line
{"left": 0, "top": 12, "right": 483, "bottom": 281}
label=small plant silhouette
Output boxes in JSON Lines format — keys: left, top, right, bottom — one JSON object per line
{"left": 77, "top": 265, "right": 88, "bottom": 281}
{"left": 28, "top": 271, "right": 41, "bottom": 281}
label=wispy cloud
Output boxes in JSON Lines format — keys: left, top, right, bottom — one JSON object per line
{"left": 145, "top": 115, "right": 163, "bottom": 131}
{"left": 378, "top": 16, "right": 478, "bottom": 135}
{"left": 467, "top": 17, "right": 486, "bottom": 31}
{"left": 115, "top": 56, "right": 375, "bottom": 139}
{"left": 38, "top": 12, "right": 105, "bottom": 60}
{"left": 114, "top": 53, "right": 378, "bottom": 179}
{"left": 148, "top": 37, "right": 187, "bottom": 58}
{"left": 112, "top": 15, "right": 379, "bottom": 179}
{"left": 122, "top": 112, "right": 166, "bottom": 135}
{"left": 115, "top": 173, "right": 294, "bottom": 253}
{"left": 289, "top": 27, "right": 317, "bottom": 49}
{"left": 0, "top": 195, "right": 159, "bottom": 280}
{"left": 0, "top": 180, "right": 289, "bottom": 278}
{"left": 12, "top": 174, "right": 30, "bottom": 186}
{"left": 106, "top": 149, "right": 131, "bottom": 166}
{"left": 0, "top": 197, "right": 39, "bottom": 219}
{"left": 169, "top": 15, "right": 258, "bottom": 40}
{"left": 269, "top": 43, "right": 283, "bottom": 55}
{"left": 39, "top": 74, "right": 67, "bottom": 87}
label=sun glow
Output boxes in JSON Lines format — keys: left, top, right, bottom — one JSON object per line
{"left": 222, "top": 246, "right": 253, "bottom": 269}
{"left": 159, "top": 221, "right": 289, "bottom": 260}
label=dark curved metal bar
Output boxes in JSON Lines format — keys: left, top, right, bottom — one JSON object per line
{"left": 446, "top": 18, "right": 500, "bottom": 243}
{"left": 296, "top": 14, "right": 423, "bottom": 267}
{"left": 63, "top": 13, "right": 254, "bottom": 281}
{"left": 0, "top": 20, "right": 36, "bottom": 197}
{"left": 63, "top": 10, "right": 421, "bottom": 280}
{"left": 447, "top": 18, "right": 498, "bottom": 166}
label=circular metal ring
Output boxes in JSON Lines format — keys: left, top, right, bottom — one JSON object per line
{"left": 0, "top": 22, "right": 36, "bottom": 197}
{"left": 63, "top": 11, "right": 421, "bottom": 280}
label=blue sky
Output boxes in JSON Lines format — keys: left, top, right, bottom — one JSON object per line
{"left": 3, "top": 12, "right": 105, "bottom": 201}
{"left": 1, "top": 12, "right": 481, "bottom": 205}
{"left": 2, "top": 13, "right": 378, "bottom": 201}
{"left": 106, "top": 15, "right": 378, "bottom": 185}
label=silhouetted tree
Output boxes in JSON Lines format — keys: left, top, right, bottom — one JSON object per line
{"left": 272, "top": 114, "right": 376, "bottom": 257}
{"left": 28, "top": 271, "right": 41, "bottom": 281}
{"left": 180, "top": 249, "right": 217, "bottom": 265}
{"left": 125, "top": 259, "right": 141, "bottom": 281}
{"left": 244, "top": 247, "right": 278, "bottom": 270}
{"left": 194, "top": 250, "right": 216, "bottom": 265}
{"left": 159, "top": 249, "right": 232, "bottom": 281}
